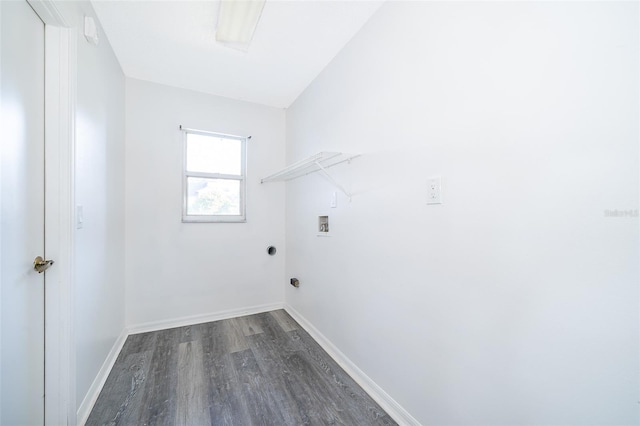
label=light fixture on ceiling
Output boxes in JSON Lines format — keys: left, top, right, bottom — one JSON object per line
{"left": 216, "top": 0, "right": 266, "bottom": 51}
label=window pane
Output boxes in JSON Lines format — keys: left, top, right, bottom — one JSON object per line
{"left": 186, "top": 133, "right": 242, "bottom": 175}
{"left": 186, "top": 177, "right": 240, "bottom": 216}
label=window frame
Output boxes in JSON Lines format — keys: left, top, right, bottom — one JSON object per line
{"left": 181, "top": 127, "right": 247, "bottom": 223}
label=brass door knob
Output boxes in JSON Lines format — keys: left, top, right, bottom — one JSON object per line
{"left": 33, "top": 256, "right": 54, "bottom": 273}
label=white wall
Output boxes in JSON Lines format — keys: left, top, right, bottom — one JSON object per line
{"left": 125, "top": 79, "right": 286, "bottom": 327}
{"left": 55, "top": 1, "right": 127, "bottom": 411}
{"left": 286, "top": 2, "right": 639, "bottom": 425}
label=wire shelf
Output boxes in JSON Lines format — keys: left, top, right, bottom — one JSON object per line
{"left": 261, "top": 152, "right": 359, "bottom": 183}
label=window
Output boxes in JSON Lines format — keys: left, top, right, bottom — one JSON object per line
{"left": 182, "top": 128, "right": 247, "bottom": 222}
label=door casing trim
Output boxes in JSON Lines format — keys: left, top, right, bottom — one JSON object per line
{"left": 28, "top": 1, "right": 76, "bottom": 424}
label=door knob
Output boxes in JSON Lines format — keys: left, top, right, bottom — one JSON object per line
{"left": 33, "top": 256, "right": 54, "bottom": 273}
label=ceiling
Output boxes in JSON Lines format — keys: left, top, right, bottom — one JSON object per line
{"left": 91, "top": 0, "right": 384, "bottom": 108}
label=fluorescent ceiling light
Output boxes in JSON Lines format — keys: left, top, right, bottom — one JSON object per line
{"left": 216, "top": 0, "right": 266, "bottom": 50}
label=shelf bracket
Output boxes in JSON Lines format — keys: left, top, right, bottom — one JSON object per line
{"left": 314, "top": 161, "right": 353, "bottom": 201}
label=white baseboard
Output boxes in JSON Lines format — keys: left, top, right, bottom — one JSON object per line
{"left": 284, "top": 304, "right": 422, "bottom": 426}
{"left": 76, "top": 328, "right": 128, "bottom": 426}
{"left": 127, "top": 302, "right": 284, "bottom": 335}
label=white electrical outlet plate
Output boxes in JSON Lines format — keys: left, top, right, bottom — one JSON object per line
{"left": 330, "top": 192, "right": 337, "bottom": 208}
{"left": 427, "top": 177, "right": 442, "bottom": 204}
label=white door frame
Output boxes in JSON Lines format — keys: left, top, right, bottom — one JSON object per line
{"left": 27, "top": 1, "right": 76, "bottom": 424}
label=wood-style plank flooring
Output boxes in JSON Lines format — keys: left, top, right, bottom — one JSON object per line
{"left": 86, "top": 310, "right": 397, "bottom": 425}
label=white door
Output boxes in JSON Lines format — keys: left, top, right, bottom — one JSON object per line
{"left": 1, "top": 1, "right": 47, "bottom": 424}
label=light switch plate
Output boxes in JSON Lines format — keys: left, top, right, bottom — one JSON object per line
{"left": 76, "top": 205, "right": 84, "bottom": 229}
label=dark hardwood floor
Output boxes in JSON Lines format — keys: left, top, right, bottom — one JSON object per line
{"left": 86, "top": 310, "right": 397, "bottom": 425}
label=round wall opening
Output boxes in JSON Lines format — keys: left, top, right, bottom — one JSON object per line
{"left": 267, "top": 246, "right": 277, "bottom": 256}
